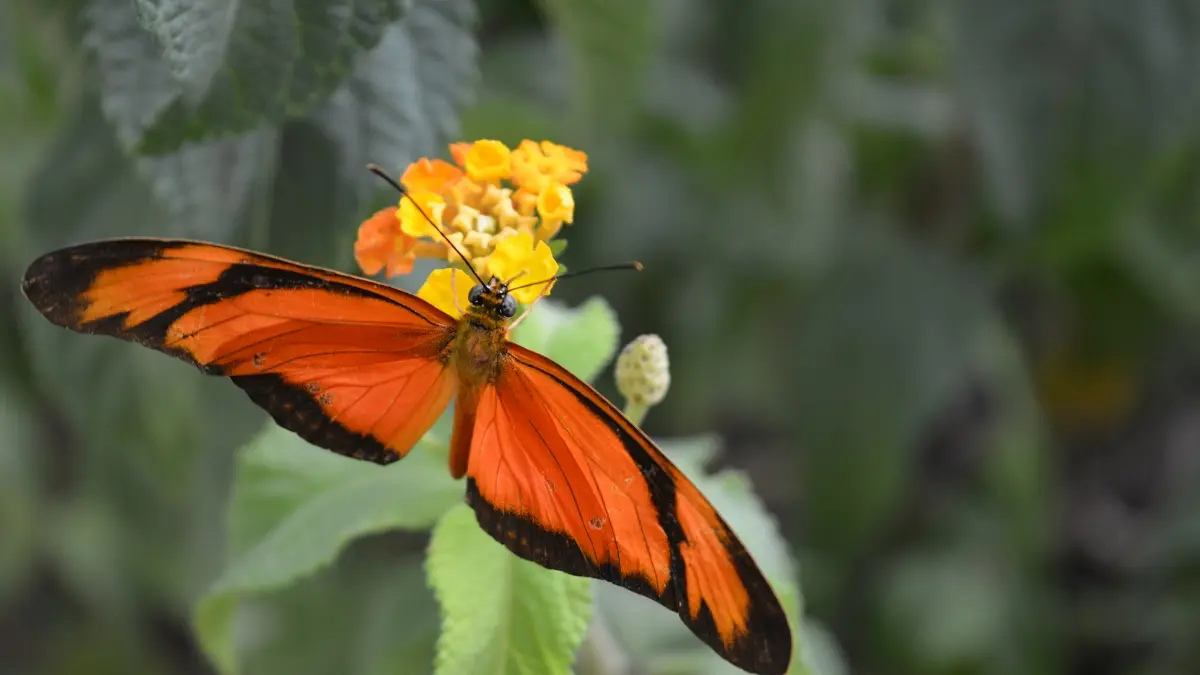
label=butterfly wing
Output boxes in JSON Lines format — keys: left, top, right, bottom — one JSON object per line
{"left": 22, "top": 238, "right": 459, "bottom": 464}
{"left": 460, "top": 344, "right": 792, "bottom": 675}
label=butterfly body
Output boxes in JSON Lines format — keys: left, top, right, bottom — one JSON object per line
{"left": 21, "top": 238, "right": 792, "bottom": 675}
{"left": 451, "top": 294, "right": 510, "bottom": 389}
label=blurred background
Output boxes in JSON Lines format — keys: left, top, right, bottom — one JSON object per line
{"left": 3, "top": 0, "right": 1200, "bottom": 673}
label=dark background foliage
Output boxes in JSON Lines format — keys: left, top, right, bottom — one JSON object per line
{"left": 2, "top": 0, "right": 1200, "bottom": 673}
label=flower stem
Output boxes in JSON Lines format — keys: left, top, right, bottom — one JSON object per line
{"left": 623, "top": 401, "right": 648, "bottom": 427}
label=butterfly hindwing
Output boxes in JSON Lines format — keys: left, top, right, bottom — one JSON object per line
{"left": 22, "top": 238, "right": 459, "bottom": 464}
{"left": 461, "top": 344, "right": 792, "bottom": 675}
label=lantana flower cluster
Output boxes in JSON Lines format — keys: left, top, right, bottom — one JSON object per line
{"left": 355, "top": 139, "right": 588, "bottom": 315}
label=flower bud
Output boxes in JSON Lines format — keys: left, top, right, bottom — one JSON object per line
{"left": 615, "top": 334, "right": 671, "bottom": 408}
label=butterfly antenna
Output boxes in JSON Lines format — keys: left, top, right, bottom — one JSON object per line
{"left": 507, "top": 261, "right": 644, "bottom": 293}
{"left": 366, "top": 163, "right": 486, "bottom": 286}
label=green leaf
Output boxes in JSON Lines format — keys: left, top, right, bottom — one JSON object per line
{"left": 800, "top": 619, "right": 849, "bottom": 675}
{"left": 260, "top": 118, "right": 356, "bottom": 266}
{"left": 510, "top": 297, "right": 620, "bottom": 383}
{"left": 194, "top": 423, "right": 461, "bottom": 675}
{"left": 136, "top": 0, "right": 406, "bottom": 154}
{"left": 314, "top": 0, "right": 478, "bottom": 209}
{"left": 241, "top": 553, "right": 439, "bottom": 675}
{"left": 537, "top": 0, "right": 658, "bottom": 134}
{"left": 132, "top": 0, "right": 227, "bottom": 96}
{"left": 428, "top": 504, "right": 593, "bottom": 675}
{"left": 83, "top": 0, "right": 273, "bottom": 238}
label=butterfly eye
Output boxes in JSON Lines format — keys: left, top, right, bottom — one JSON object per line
{"left": 499, "top": 294, "right": 518, "bottom": 318}
{"left": 468, "top": 285, "right": 485, "bottom": 306}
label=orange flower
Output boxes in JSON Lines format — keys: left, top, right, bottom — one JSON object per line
{"left": 401, "top": 158, "right": 463, "bottom": 193}
{"left": 449, "top": 142, "right": 471, "bottom": 168}
{"left": 511, "top": 140, "right": 588, "bottom": 193}
{"left": 354, "top": 207, "right": 417, "bottom": 277}
{"left": 354, "top": 139, "right": 586, "bottom": 291}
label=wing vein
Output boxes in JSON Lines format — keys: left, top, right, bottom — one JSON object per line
{"left": 506, "top": 371, "right": 602, "bottom": 566}
{"left": 515, "top": 368, "right": 629, "bottom": 584}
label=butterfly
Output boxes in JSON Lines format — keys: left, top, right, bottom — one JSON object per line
{"left": 21, "top": 215, "right": 792, "bottom": 675}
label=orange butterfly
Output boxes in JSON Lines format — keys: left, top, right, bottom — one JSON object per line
{"left": 22, "top": 212, "right": 792, "bottom": 674}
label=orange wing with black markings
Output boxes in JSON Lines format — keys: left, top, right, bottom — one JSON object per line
{"left": 21, "top": 239, "right": 459, "bottom": 464}
{"left": 24, "top": 237, "right": 792, "bottom": 674}
{"left": 459, "top": 344, "right": 793, "bottom": 675}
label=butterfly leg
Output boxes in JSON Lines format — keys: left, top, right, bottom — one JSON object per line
{"left": 509, "top": 307, "right": 533, "bottom": 330}
{"left": 508, "top": 281, "right": 555, "bottom": 331}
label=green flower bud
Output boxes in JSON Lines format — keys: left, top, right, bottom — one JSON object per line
{"left": 615, "top": 334, "right": 670, "bottom": 412}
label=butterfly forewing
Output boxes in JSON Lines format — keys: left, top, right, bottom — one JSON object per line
{"left": 21, "top": 239, "right": 459, "bottom": 464}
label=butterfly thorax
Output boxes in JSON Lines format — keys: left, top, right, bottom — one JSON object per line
{"left": 446, "top": 281, "right": 511, "bottom": 386}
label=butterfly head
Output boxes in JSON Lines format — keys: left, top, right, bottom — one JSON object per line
{"left": 467, "top": 277, "right": 519, "bottom": 320}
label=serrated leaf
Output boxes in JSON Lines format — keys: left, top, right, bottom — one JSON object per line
{"left": 137, "top": 0, "right": 406, "bottom": 154}
{"left": 315, "top": 0, "right": 478, "bottom": 209}
{"left": 428, "top": 504, "right": 593, "bottom": 675}
{"left": 83, "top": 0, "right": 272, "bottom": 237}
{"left": 132, "top": 0, "right": 231, "bottom": 97}
{"left": 195, "top": 423, "right": 461, "bottom": 675}
{"left": 510, "top": 297, "right": 620, "bottom": 383}
{"left": 240, "top": 554, "right": 439, "bottom": 675}
{"left": 538, "top": 0, "right": 657, "bottom": 133}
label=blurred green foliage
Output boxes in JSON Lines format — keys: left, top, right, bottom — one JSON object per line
{"left": 3, "top": 0, "right": 1200, "bottom": 674}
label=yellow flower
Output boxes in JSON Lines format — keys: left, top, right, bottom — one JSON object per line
{"left": 354, "top": 139, "right": 582, "bottom": 290}
{"left": 417, "top": 268, "right": 473, "bottom": 319}
{"left": 511, "top": 140, "right": 588, "bottom": 193}
{"left": 398, "top": 191, "right": 445, "bottom": 238}
{"left": 536, "top": 182, "right": 574, "bottom": 241}
{"left": 457, "top": 140, "right": 512, "bottom": 183}
{"left": 488, "top": 231, "right": 559, "bottom": 304}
